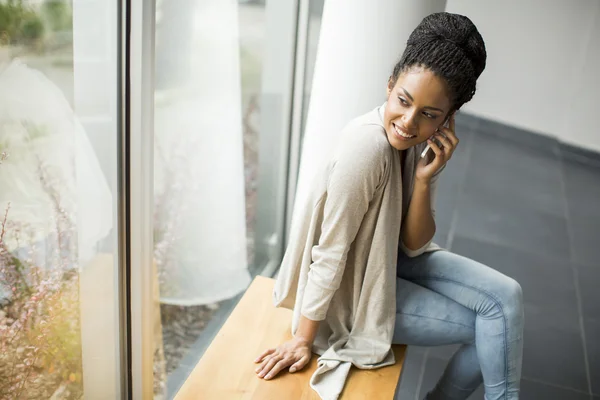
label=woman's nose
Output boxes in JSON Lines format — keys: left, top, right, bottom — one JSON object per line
{"left": 402, "top": 110, "right": 417, "bottom": 129}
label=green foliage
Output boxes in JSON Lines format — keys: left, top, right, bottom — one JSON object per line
{"left": 0, "top": 0, "right": 45, "bottom": 45}
{"left": 20, "top": 11, "right": 44, "bottom": 41}
{"left": 41, "top": 0, "right": 72, "bottom": 32}
{"left": 30, "top": 281, "right": 83, "bottom": 384}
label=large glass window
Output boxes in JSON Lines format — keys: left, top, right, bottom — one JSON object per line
{"left": 151, "top": 0, "right": 298, "bottom": 397}
{"left": 0, "top": 0, "right": 121, "bottom": 399}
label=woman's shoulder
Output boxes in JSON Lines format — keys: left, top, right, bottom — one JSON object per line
{"left": 335, "top": 108, "right": 392, "bottom": 164}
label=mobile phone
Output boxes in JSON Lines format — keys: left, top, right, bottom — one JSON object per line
{"left": 420, "top": 115, "right": 452, "bottom": 159}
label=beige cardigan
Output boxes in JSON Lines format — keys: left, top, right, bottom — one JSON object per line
{"left": 273, "top": 104, "right": 443, "bottom": 399}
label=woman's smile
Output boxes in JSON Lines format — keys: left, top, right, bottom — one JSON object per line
{"left": 392, "top": 122, "right": 417, "bottom": 140}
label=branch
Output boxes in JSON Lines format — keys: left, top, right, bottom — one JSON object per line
{"left": 0, "top": 202, "right": 10, "bottom": 245}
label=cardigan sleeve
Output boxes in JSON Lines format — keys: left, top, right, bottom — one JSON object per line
{"left": 300, "top": 127, "right": 390, "bottom": 321}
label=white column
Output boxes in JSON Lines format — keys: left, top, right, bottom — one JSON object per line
{"left": 294, "top": 0, "right": 447, "bottom": 212}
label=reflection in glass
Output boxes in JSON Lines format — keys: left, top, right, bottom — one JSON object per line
{"left": 152, "top": 0, "right": 295, "bottom": 397}
{"left": 153, "top": 0, "right": 251, "bottom": 396}
{"left": 0, "top": 1, "right": 120, "bottom": 398}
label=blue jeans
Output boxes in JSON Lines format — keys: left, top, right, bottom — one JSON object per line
{"left": 393, "top": 250, "right": 524, "bottom": 400}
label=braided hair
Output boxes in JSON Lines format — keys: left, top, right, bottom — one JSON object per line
{"left": 391, "top": 12, "right": 487, "bottom": 112}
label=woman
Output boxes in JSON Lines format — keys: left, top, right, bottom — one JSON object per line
{"left": 255, "top": 12, "right": 524, "bottom": 400}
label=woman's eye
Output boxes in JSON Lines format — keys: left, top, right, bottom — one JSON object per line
{"left": 423, "top": 112, "right": 436, "bottom": 119}
{"left": 398, "top": 97, "right": 409, "bottom": 106}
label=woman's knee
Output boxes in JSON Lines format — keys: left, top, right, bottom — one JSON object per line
{"left": 477, "top": 273, "right": 523, "bottom": 323}
{"left": 495, "top": 275, "right": 524, "bottom": 322}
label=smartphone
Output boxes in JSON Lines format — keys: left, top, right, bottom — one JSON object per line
{"left": 420, "top": 115, "right": 452, "bottom": 159}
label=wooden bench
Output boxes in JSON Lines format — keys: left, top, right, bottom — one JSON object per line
{"left": 175, "top": 276, "right": 406, "bottom": 399}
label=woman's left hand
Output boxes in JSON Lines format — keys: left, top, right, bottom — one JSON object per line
{"left": 415, "top": 114, "right": 459, "bottom": 184}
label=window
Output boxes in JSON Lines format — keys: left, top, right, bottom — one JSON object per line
{"left": 0, "top": 1, "right": 121, "bottom": 398}
{"left": 1, "top": 0, "right": 322, "bottom": 397}
{"left": 151, "top": 1, "right": 298, "bottom": 396}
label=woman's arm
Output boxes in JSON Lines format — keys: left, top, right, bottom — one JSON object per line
{"left": 400, "top": 179, "right": 436, "bottom": 251}
{"left": 401, "top": 114, "right": 458, "bottom": 253}
{"left": 296, "top": 314, "right": 320, "bottom": 344}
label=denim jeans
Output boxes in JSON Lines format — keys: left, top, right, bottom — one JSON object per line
{"left": 393, "top": 250, "right": 524, "bottom": 400}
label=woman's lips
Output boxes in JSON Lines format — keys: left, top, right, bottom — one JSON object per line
{"left": 393, "top": 123, "right": 416, "bottom": 140}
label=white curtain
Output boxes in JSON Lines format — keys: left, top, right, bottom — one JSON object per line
{"left": 153, "top": 0, "right": 251, "bottom": 305}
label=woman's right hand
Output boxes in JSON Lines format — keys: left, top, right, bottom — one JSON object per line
{"left": 254, "top": 337, "right": 313, "bottom": 380}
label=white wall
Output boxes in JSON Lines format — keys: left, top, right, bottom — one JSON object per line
{"left": 445, "top": 0, "right": 600, "bottom": 152}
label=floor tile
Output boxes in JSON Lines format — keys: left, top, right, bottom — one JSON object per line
{"left": 411, "top": 353, "right": 590, "bottom": 400}
{"left": 577, "top": 264, "right": 600, "bottom": 320}
{"left": 434, "top": 129, "right": 473, "bottom": 233}
{"left": 396, "top": 347, "right": 426, "bottom": 400}
{"left": 584, "top": 318, "right": 600, "bottom": 395}
{"left": 418, "top": 355, "right": 485, "bottom": 399}
{"left": 569, "top": 214, "right": 600, "bottom": 267}
{"left": 522, "top": 314, "right": 588, "bottom": 392}
{"left": 520, "top": 379, "right": 591, "bottom": 400}
{"left": 434, "top": 190, "right": 457, "bottom": 235}
{"left": 428, "top": 344, "right": 461, "bottom": 361}
{"left": 453, "top": 197, "right": 571, "bottom": 266}
{"left": 417, "top": 356, "right": 447, "bottom": 399}
{"left": 451, "top": 236, "right": 579, "bottom": 327}
{"left": 465, "top": 137, "right": 565, "bottom": 218}
{"left": 462, "top": 163, "right": 566, "bottom": 219}
{"left": 562, "top": 158, "right": 600, "bottom": 219}
{"left": 454, "top": 129, "right": 570, "bottom": 263}
{"left": 470, "top": 127, "right": 560, "bottom": 178}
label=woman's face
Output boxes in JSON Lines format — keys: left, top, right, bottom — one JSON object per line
{"left": 384, "top": 67, "right": 452, "bottom": 151}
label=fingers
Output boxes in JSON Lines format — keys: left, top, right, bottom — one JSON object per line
{"left": 289, "top": 354, "right": 310, "bottom": 373}
{"left": 254, "top": 348, "right": 275, "bottom": 363}
{"left": 427, "top": 138, "right": 444, "bottom": 158}
{"left": 439, "top": 122, "right": 459, "bottom": 147}
{"left": 256, "top": 352, "right": 275, "bottom": 373}
{"left": 257, "top": 354, "right": 282, "bottom": 379}
{"left": 441, "top": 128, "right": 459, "bottom": 147}
{"left": 264, "top": 358, "right": 292, "bottom": 380}
{"left": 433, "top": 132, "right": 453, "bottom": 155}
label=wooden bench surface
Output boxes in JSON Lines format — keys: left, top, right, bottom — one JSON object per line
{"left": 175, "top": 276, "right": 406, "bottom": 400}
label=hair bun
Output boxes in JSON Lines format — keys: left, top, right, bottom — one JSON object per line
{"left": 407, "top": 12, "right": 486, "bottom": 78}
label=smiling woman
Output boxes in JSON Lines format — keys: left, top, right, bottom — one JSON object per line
{"left": 383, "top": 69, "right": 452, "bottom": 148}
{"left": 266, "top": 11, "right": 525, "bottom": 400}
